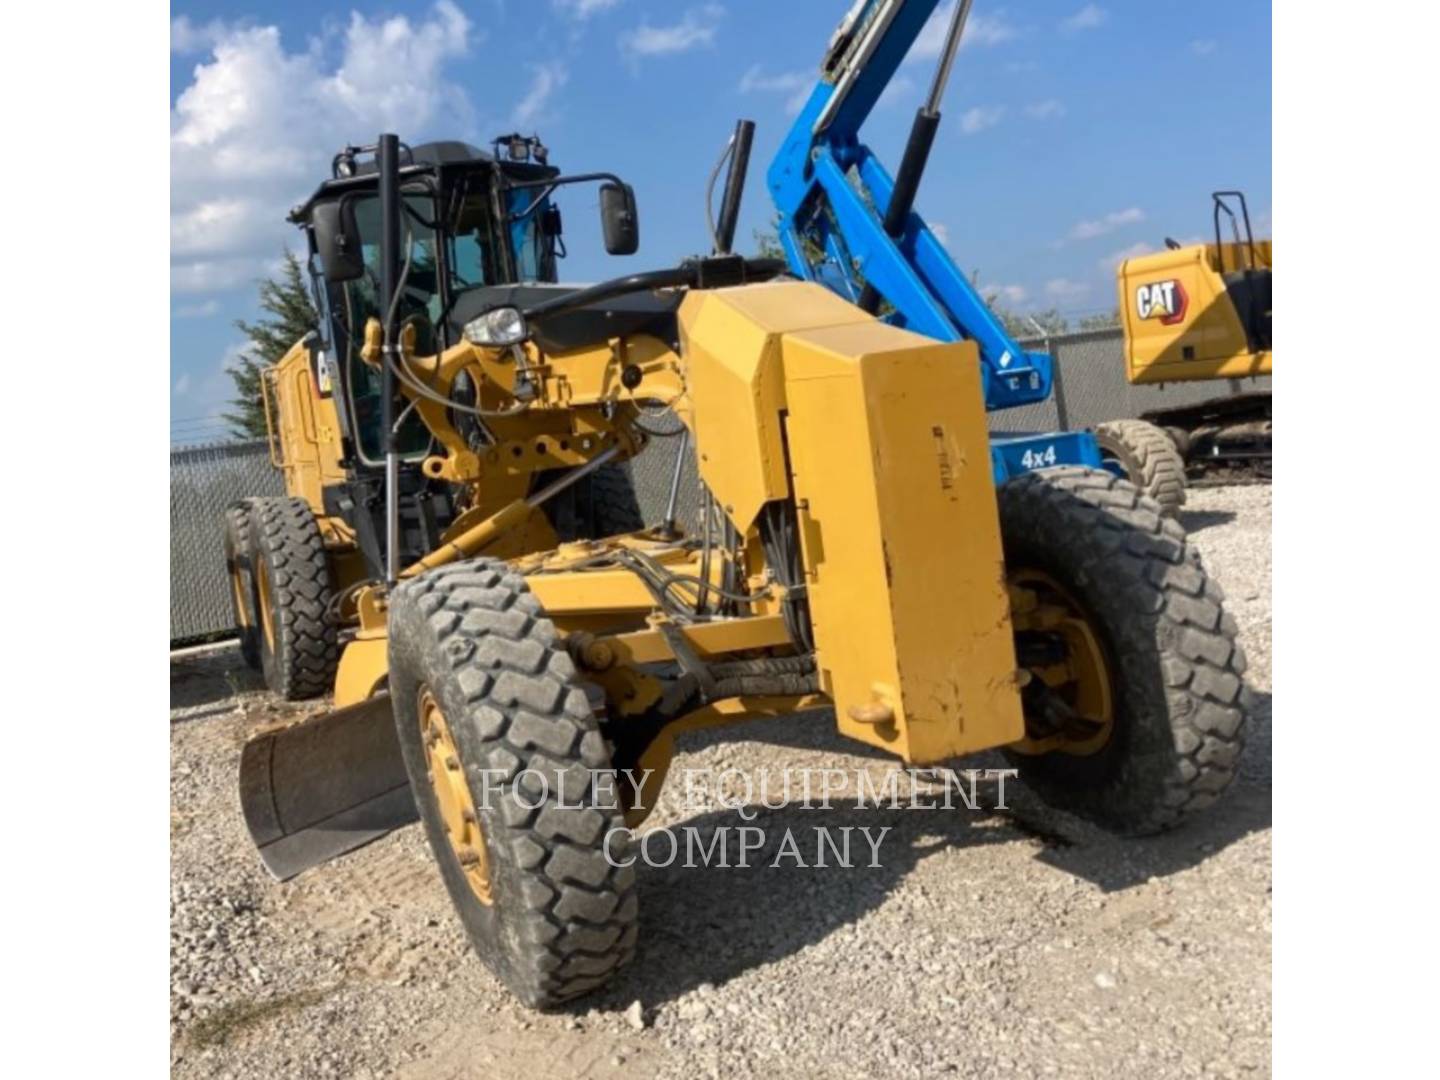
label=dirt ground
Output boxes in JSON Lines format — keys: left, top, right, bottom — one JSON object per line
{"left": 170, "top": 484, "right": 1271, "bottom": 1079}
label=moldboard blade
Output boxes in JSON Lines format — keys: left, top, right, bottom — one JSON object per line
{"left": 238, "top": 694, "right": 418, "bottom": 880}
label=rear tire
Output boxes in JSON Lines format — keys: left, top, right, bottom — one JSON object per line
{"left": 545, "top": 463, "right": 646, "bottom": 540}
{"left": 247, "top": 497, "right": 338, "bottom": 700}
{"left": 222, "top": 499, "right": 261, "bottom": 670}
{"left": 999, "top": 467, "right": 1249, "bottom": 834}
{"left": 388, "top": 558, "right": 638, "bottom": 1008}
{"left": 1093, "top": 419, "right": 1187, "bottom": 517}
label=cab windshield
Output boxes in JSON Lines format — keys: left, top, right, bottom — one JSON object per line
{"left": 317, "top": 172, "right": 561, "bottom": 464}
{"left": 443, "top": 184, "right": 556, "bottom": 288}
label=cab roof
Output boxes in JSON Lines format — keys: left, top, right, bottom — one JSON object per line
{"left": 288, "top": 140, "right": 557, "bottom": 224}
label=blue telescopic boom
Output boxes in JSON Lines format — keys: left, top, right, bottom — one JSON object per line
{"left": 766, "top": 0, "right": 1055, "bottom": 413}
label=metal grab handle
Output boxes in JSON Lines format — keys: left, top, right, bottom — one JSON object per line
{"left": 259, "top": 368, "right": 286, "bottom": 469}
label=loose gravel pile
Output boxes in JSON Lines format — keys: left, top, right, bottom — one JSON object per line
{"left": 170, "top": 483, "right": 1271, "bottom": 1079}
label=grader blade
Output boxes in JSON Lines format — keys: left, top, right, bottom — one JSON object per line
{"left": 239, "top": 694, "right": 418, "bottom": 880}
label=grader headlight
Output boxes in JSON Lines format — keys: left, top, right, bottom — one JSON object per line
{"left": 463, "top": 306, "right": 528, "bottom": 347}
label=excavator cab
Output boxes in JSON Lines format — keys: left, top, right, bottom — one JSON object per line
{"left": 1118, "top": 190, "right": 1272, "bottom": 385}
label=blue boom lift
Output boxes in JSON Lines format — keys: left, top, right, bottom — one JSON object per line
{"left": 764, "top": 0, "right": 1106, "bottom": 482}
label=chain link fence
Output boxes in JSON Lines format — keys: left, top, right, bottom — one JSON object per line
{"left": 171, "top": 327, "right": 1269, "bottom": 643}
{"left": 989, "top": 327, "right": 1271, "bottom": 434}
{"left": 170, "top": 440, "right": 285, "bottom": 645}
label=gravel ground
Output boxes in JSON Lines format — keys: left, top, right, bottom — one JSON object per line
{"left": 170, "top": 483, "right": 1271, "bottom": 1079}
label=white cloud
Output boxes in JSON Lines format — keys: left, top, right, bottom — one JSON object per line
{"left": 173, "top": 300, "right": 221, "bottom": 320}
{"left": 171, "top": 16, "right": 230, "bottom": 54}
{"left": 930, "top": 222, "right": 950, "bottom": 247}
{"left": 172, "top": 344, "right": 254, "bottom": 437}
{"left": 1068, "top": 207, "right": 1145, "bottom": 241}
{"left": 1191, "top": 38, "right": 1218, "bottom": 56}
{"left": 620, "top": 5, "right": 723, "bottom": 60}
{"left": 911, "top": 4, "right": 1018, "bottom": 61}
{"left": 738, "top": 65, "right": 811, "bottom": 115}
{"left": 170, "top": 197, "right": 269, "bottom": 258}
{"left": 1099, "top": 241, "right": 1154, "bottom": 272}
{"left": 959, "top": 105, "right": 1006, "bottom": 135}
{"left": 512, "top": 62, "right": 568, "bottom": 127}
{"left": 553, "top": 0, "right": 623, "bottom": 18}
{"left": 878, "top": 74, "right": 917, "bottom": 108}
{"left": 170, "top": 2, "right": 476, "bottom": 297}
{"left": 1044, "top": 278, "right": 1090, "bottom": 301}
{"left": 985, "top": 283, "right": 1028, "bottom": 306}
{"left": 1061, "top": 5, "right": 1108, "bottom": 32}
{"left": 1024, "top": 99, "right": 1066, "bottom": 120}
{"left": 738, "top": 66, "right": 799, "bottom": 94}
{"left": 171, "top": 257, "right": 274, "bottom": 295}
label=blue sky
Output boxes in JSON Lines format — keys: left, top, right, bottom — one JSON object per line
{"left": 170, "top": 0, "right": 1271, "bottom": 443}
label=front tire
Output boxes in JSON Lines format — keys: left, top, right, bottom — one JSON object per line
{"left": 999, "top": 467, "right": 1248, "bottom": 834}
{"left": 388, "top": 559, "right": 638, "bottom": 1008}
{"left": 544, "top": 463, "right": 647, "bottom": 541}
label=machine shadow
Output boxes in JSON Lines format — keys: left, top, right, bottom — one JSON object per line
{"left": 592, "top": 691, "right": 1271, "bottom": 1008}
{"left": 1178, "top": 508, "right": 1237, "bottom": 533}
{"left": 170, "top": 645, "right": 266, "bottom": 717}
{"left": 590, "top": 797, "right": 1011, "bottom": 1010}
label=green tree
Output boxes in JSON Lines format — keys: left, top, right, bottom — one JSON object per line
{"left": 982, "top": 298, "right": 1070, "bottom": 339}
{"left": 1077, "top": 308, "right": 1121, "bottom": 331}
{"left": 753, "top": 225, "right": 785, "bottom": 260}
{"left": 224, "top": 249, "right": 319, "bottom": 438}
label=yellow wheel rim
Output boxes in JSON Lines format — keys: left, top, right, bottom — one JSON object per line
{"left": 418, "top": 687, "right": 494, "bottom": 905}
{"left": 255, "top": 558, "right": 276, "bottom": 653}
{"left": 1008, "top": 569, "right": 1115, "bottom": 757}
{"left": 230, "top": 561, "right": 252, "bottom": 630}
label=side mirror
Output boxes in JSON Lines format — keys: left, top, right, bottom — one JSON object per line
{"left": 599, "top": 182, "right": 639, "bottom": 256}
{"left": 312, "top": 199, "right": 364, "bottom": 283}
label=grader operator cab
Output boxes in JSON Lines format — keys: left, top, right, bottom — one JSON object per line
{"left": 224, "top": 0, "right": 1251, "bottom": 1010}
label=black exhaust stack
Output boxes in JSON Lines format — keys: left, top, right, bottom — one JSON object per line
{"left": 378, "top": 133, "right": 402, "bottom": 583}
{"left": 714, "top": 119, "right": 755, "bottom": 256}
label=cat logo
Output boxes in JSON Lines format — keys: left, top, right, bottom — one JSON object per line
{"left": 1135, "top": 279, "right": 1188, "bottom": 325}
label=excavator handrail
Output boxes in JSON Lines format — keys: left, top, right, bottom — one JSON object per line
{"left": 1212, "top": 190, "right": 1259, "bottom": 274}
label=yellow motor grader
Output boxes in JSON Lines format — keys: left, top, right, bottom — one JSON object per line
{"left": 224, "top": 131, "right": 1250, "bottom": 1008}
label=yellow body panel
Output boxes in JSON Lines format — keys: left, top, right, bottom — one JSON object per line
{"left": 781, "top": 321, "right": 1023, "bottom": 762}
{"left": 1118, "top": 241, "right": 1272, "bottom": 385}
{"left": 333, "top": 636, "right": 389, "bottom": 708}
{"left": 678, "top": 283, "right": 875, "bottom": 530}
{"left": 677, "top": 282, "right": 1023, "bottom": 763}
{"left": 263, "top": 339, "right": 349, "bottom": 515}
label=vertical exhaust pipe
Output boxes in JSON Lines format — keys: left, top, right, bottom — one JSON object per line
{"left": 378, "top": 133, "right": 402, "bottom": 584}
{"left": 714, "top": 119, "right": 755, "bottom": 255}
{"left": 858, "top": 0, "right": 972, "bottom": 314}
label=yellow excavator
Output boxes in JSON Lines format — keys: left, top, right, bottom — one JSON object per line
{"left": 1096, "top": 190, "right": 1272, "bottom": 514}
